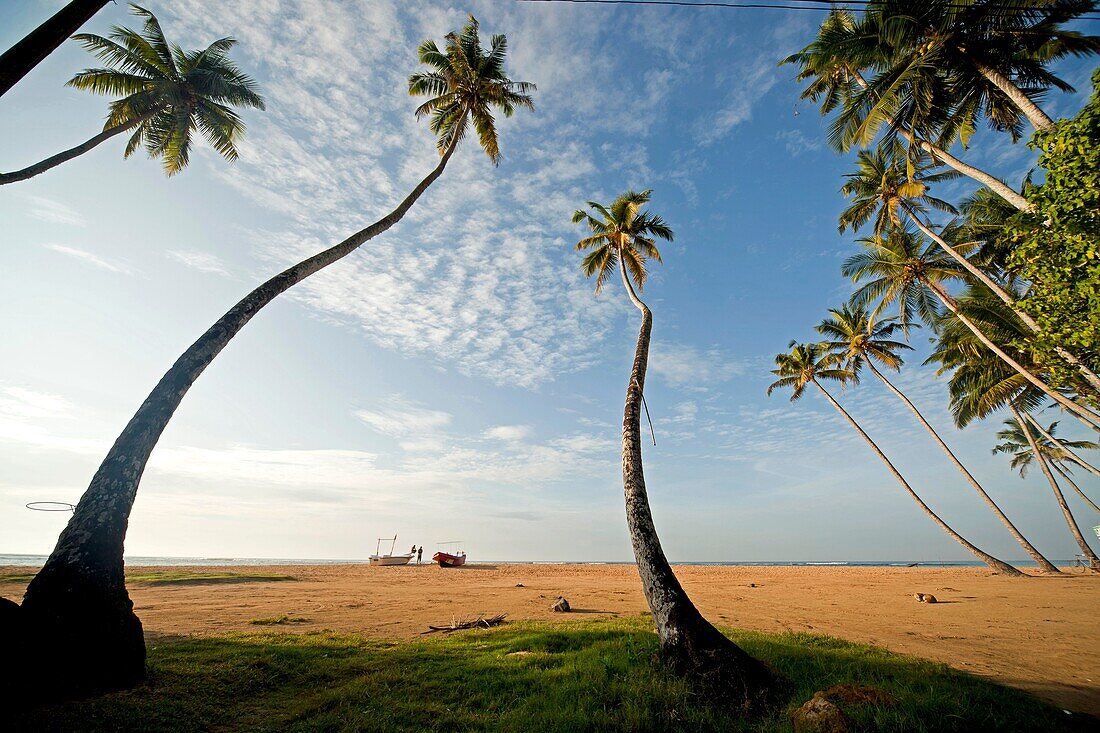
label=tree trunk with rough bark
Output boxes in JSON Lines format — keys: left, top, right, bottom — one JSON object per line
{"left": 0, "top": 0, "right": 109, "bottom": 98}
{"left": 813, "top": 380, "right": 1023, "bottom": 576}
{"left": 16, "top": 116, "right": 468, "bottom": 700}
{"left": 972, "top": 59, "right": 1057, "bottom": 133}
{"left": 925, "top": 280, "right": 1100, "bottom": 428}
{"left": 615, "top": 252, "right": 775, "bottom": 709}
{"left": 1010, "top": 406, "right": 1100, "bottom": 572}
{"left": 1052, "top": 463, "right": 1100, "bottom": 516}
{"left": 865, "top": 361, "right": 1060, "bottom": 573}
{"left": 904, "top": 205, "right": 1100, "bottom": 398}
{"left": 0, "top": 114, "right": 152, "bottom": 185}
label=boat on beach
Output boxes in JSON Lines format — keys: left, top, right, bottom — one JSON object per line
{"left": 369, "top": 535, "right": 414, "bottom": 566}
{"left": 432, "top": 541, "right": 466, "bottom": 568}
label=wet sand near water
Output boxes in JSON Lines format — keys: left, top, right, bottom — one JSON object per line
{"left": 2, "top": 563, "right": 1097, "bottom": 717}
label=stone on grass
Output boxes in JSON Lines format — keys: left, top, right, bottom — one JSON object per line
{"left": 550, "top": 596, "right": 570, "bottom": 612}
{"left": 791, "top": 692, "right": 849, "bottom": 733}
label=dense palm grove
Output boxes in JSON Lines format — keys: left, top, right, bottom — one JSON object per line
{"left": 775, "top": 1, "right": 1100, "bottom": 576}
{"left": 0, "top": 0, "right": 1097, "bottom": 717}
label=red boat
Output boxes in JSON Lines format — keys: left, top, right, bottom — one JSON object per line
{"left": 432, "top": 541, "right": 466, "bottom": 567}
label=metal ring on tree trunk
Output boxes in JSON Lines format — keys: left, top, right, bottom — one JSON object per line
{"left": 25, "top": 501, "right": 75, "bottom": 512}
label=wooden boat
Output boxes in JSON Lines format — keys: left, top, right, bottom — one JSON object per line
{"left": 369, "top": 535, "right": 414, "bottom": 566}
{"left": 432, "top": 541, "right": 466, "bottom": 568}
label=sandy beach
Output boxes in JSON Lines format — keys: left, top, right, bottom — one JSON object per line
{"left": 3, "top": 563, "right": 1098, "bottom": 717}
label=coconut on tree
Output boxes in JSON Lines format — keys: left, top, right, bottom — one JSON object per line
{"left": 768, "top": 342, "right": 1022, "bottom": 575}
{"left": 994, "top": 414, "right": 1100, "bottom": 572}
{"left": 13, "top": 14, "right": 533, "bottom": 699}
{"left": 816, "top": 303, "right": 1059, "bottom": 573}
{"left": 1, "top": 4, "right": 265, "bottom": 185}
{"left": 572, "top": 189, "right": 775, "bottom": 708}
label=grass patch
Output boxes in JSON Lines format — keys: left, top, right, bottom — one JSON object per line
{"left": 250, "top": 615, "right": 311, "bottom": 626}
{"left": 126, "top": 570, "right": 297, "bottom": 586}
{"left": 0, "top": 570, "right": 297, "bottom": 587}
{"left": 4, "top": 616, "right": 1090, "bottom": 732}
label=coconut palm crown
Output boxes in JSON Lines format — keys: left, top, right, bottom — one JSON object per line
{"left": 408, "top": 15, "right": 535, "bottom": 164}
{"left": 816, "top": 303, "right": 912, "bottom": 378}
{"left": 767, "top": 341, "right": 852, "bottom": 401}
{"left": 68, "top": 3, "right": 265, "bottom": 175}
{"left": 994, "top": 418, "right": 1099, "bottom": 477}
{"left": 838, "top": 142, "right": 960, "bottom": 236}
{"left": 571, "top": 189, "right": 673, "bottom": 293}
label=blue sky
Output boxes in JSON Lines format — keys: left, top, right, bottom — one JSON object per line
{"left": 1, "top": 0, "right": 1097, "bottom": 563}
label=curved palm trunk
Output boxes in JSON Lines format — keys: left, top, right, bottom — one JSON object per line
{"left": 1022, "top": 411, "right": 1100, "bottom": 480}
{"left": 0, "top": 113, "right": 152, "bottom": 185}
{"left": 865, "top": 361, "right": 1060, "bottom": 573}
{"left": 0, "top": 0, "right": 109, "bottom": 98}
{"left": 615, "top": 252, "right": 774, "bottom": 708}
{"left": 16, "top": 117, "right": 467, "bottom": 699}
{"left": 971, "top": 59, "right": 1057, "bottom": 133}
{"left": 1010, "top": 406, "right": 1100, "bottom": 572}
{"left": 812, "top": 380, "right": 1023, "bottom": 575}
{"left": 925, "top": 280, "right": 1100, "bottom": 429}
{"left": 904, "top": 205, "right": 1100, "bottom": 398}
{"left": 847, "top": 68, "right": 1031, "bottom": 212}
{"left": 1052, "top": 463, "right": 1100, "bottom": 516}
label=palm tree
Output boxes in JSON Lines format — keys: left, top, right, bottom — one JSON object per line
{"left": 817, "top": 303, "right": 1059, "bottom": 573}
{"left": 0, "top": 4, "right": 266, "bottom": 185}
{"left": 839, "top": 144, "right": 1100, "bottom": 412}
{"left": 17, "top": 15, "right": 533, "bottom": 699}
{"left": 783, "top": 8, "right": 1033, "bottom": 212}
{"left": 864, "top": 0, "right": 1100, "bottom": 135}
{"left": 572, "top": 190, "right": 774, "bottom": 705}
{"left": 994, "top": 413, "right": 1100, "bottom": 572}
{"left": 768, "top": 342, "right": 1022, "bottom": 575}
{"left": 0, "top": 0, "right": 109, "bottom": 98}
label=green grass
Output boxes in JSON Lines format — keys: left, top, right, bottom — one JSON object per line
{"left": 4, "top": 616, "right": 1090, "bottom": 732}
{"left": 0, "top": 570, "right": 296, "bottom": 586}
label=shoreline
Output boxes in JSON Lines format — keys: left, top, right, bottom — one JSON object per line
{"left": 3, "top": 562, "right": 1098, "bottom": 716}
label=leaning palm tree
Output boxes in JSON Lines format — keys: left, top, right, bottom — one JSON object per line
{"left": 0, "top": 4, "right": 265, "bottom": 185}
{"left": 18, "top": 15, "right": 533, "bottom": 699}
{"left": 783, "top": 7, "right": 1032, "bottom": 212}
{"left": 863, "top": 0, "right": 1100, "bottom": 135}
{"left": 994, "top": 414, "right": 1100, "bottom": 572}
{"left": 839, "top": 145, "right": 1100, "bottom": 412}
{"left": 0, "top": 0, "right": 109, "bottom": 98}
{"left": 817, "top": 303, "right": 1059, "bottom": 573}
{"left": 572, "top": 190, "right": 774, "bottom": 706}
{"left": 768, "top": 342, "right": 1022, "bottom": 575}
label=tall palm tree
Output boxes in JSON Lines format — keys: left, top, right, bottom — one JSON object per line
{"left": 839, "top": 144, "right": 1100, "bottom": 411}
{"left": 17, "top": 15, "right": 533, "bottom": 700}
{"left": 0, "top": 4, "right": 266, "bottom": 185}
{"left": 994, "top": 413, "right": 1100, "bottom": 571}
{"left": 783, "top": 8, "right": 1032, "bottom": 212}
{"left": 817, "top": 303, "right": 1059, "bottom": 572}
{"left": 864, "top": 0, "right": 1100, "bottom": 135}
{"left": 1011, "top": 417, "right": 1100, "bottom": 514}
{"left": 0, "top": 0, "right": 109, "bottom": 98}
{"left": 572, "top": 190, "right": 774, "bottom": 705}
{"left": 768, "top": 342, "right": 1022, "bottom": 575}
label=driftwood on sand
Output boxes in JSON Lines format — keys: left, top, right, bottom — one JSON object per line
{"left": 422, "top": 613, "right": 507, "bottom": 634}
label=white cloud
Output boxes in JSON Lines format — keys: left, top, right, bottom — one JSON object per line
{"left": 26, "top": 196, "right": 85, "bottom": 226}
{"left": 355, "top": 397, "right": 452, "bottom": 437}
{"left": 483, "top": 424, "right": 532, "bottom": 442}
{"left": 167, "top": 249, "right": 231, "bottom": 276}
{"left": 41, "top": 244, "right": 134, "bottom": 274}
{"left": 0, "top": 386, "right": 72, "bottom": 420}
{"left": 649, "top": 341, "right": 746, "bottom": 389}
{"left": 776, "top": 129, "right": 822, "bottom": 156}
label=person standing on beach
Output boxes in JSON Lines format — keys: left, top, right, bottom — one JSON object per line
{"left": 417, "top": 546, "right": 423, "bottom": 565}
